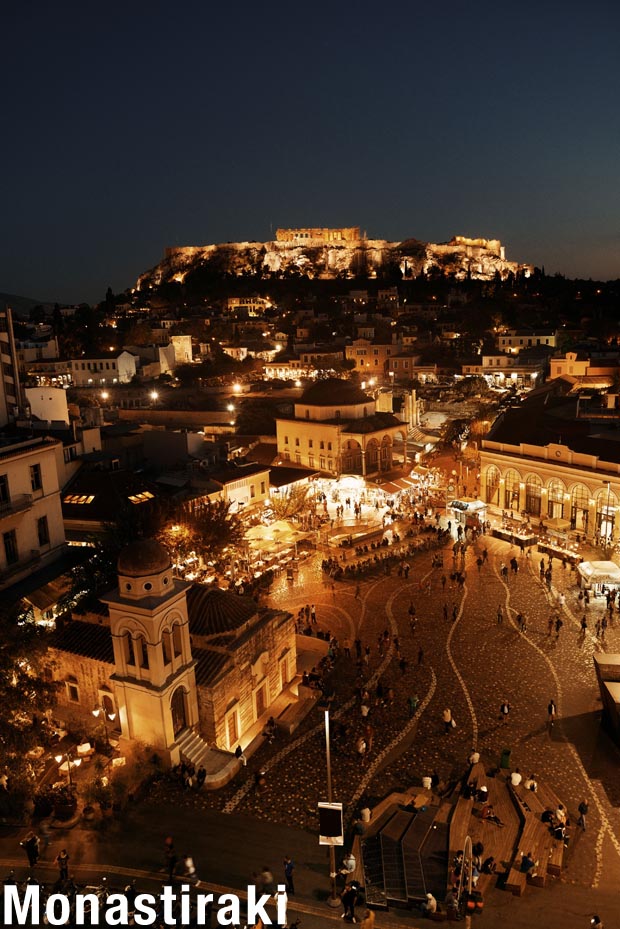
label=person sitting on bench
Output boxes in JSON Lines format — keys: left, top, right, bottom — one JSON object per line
{"left": 480, "top": 803, "right": 504, "bottom": 826}
{"left": 520, "top": 851, "right": 538, "bottom": 875}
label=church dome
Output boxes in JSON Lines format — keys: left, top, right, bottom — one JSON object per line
{"left": 117, "top": 539, "right": 171, "bottom": 578}
{"left": 300, "top": 378, "right": 371, "bottom": 406}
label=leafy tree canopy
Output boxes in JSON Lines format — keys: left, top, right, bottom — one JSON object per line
{"left": 0, "top": 605, "right": 59, "bottom": 789}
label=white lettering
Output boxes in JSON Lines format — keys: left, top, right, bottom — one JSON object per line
{"left": 180, "top": 885, "right": 191, "bottom": 925}
{"left": 3, "top": 884, "right": 39, "bottom": 926}
{"left": 133, "top": 894, "right": 157, "bottom": 926}
{"left": 275, "top": 885, "right": 287, "bottom": 926}
{"left": 161, "top": 886, "right": 176, "bottom": 926}
{"left": 246, "top": 886, "right": 271, "bottom": 926}
{"left": 216, "top": 894, "right": 240, "bottom": 926}
{"left": 75, "top": 893, "right": 100, "bottom": 924}
{"left": 104, "top": 894, "right": 129, "bottom": 926}
{"left": 46, "top": 893, "right": 70, "bottom": 926}
{"left": 196, "top": 892, "right": 214, "bottom": 924}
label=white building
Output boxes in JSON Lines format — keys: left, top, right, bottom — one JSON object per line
{"left": 0, "top": 308, "right": 23, "bottom": 427}
{"left": 68, "top": 351, "right": 138, "bottom": 386}
{"left": 0, "top": 435, "right": 66, "bottom": 589}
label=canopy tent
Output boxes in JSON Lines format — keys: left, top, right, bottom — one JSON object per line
{"left": 577, "top": 561, "right": 620, "bottom": 587}
{"left": 545, "top": 517, "right": 571, "bottom": 532}
{"left": 245, "top": 519, "right": 310, "bottom": 552}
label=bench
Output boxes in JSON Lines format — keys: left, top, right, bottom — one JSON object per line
{"left": 511, "top": 815, "right": 553, "bottom": 889}
{"left": 276, "top": 692, "right": 319, "bottom": 735}
{"left": 511, "top": 783, "right": 565, "bottom": 877}
{"left": 512, "top": 782, "right": 545, "bottom": 815}
{"left": 504, "top": 867, "right": 527, "bottom": 896}
{"left": 449, "top": 794, "right": 473, "bottom": 865}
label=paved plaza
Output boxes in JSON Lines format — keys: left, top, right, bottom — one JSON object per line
{"left": 2, "top": 511, "right": 620, "bottom": 928}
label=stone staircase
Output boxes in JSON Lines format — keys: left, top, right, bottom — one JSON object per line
{"left": 175, "top": 727, "right": 213, "bottom": 768}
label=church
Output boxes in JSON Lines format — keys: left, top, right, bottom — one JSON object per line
{"left": 48, "top": 539, "right": 296, "bottom": 781}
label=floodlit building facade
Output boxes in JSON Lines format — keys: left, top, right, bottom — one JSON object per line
{"left": 276, "top": 378, "right": 407, "bottom": 477}
{"left": 0, "top": 435, "right": 66, "bottom": 589}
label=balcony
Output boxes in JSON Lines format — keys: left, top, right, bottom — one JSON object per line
{"left": 0, "top": 548, "right": 41, "bottom": 586}
{"left": 0, "top": 494, "right": 33, "bottom": 518}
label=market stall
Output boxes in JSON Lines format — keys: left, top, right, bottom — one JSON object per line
{"left": 577, "top": 560, "right": 620, "bottom": 594}
{"left": 447, "top": 498, "right": 487, "bottom": 530}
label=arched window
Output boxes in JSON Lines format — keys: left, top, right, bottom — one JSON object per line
{"left": 525, "top": 475, "right": 542, "bottom": 516}
{"left": 485, "top": 466, "right": 500, "bottom": 505}
{"left": 596, "top": 486, "right": 617, "bottom": 542}
{"left": 162, "top": 629, "right": 173, "bottom": 664}
{"left": 570, "top": 483, "right": 590, "bottom": 531}
{"left": 547, "top": 479, "right": 565, "bottom": 518}
{"left": 503, "top": 469, "right": 521, "bottom": 511}
{"left": 135, "top": 634, "right": 149, "bottom": 670}
{"left": 124, "top": 632, "right": 136, "bottom": 667}
{"left": 172, "top": 624, "right": 183, "bottom": 657}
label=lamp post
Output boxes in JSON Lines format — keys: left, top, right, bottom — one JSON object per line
{"left": 603, "top": 480, "right": 612, "bottom": 552}
{"left": 325, "top": 710, "right": 339, "bottom": 906}
{"left": 92, "top": 702, "right": 116, "bottom": 749}
{"left": 54, "top": 752, "right": 81, "bottom": 787}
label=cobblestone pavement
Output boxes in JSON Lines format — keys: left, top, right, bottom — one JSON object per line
{"left": 151, "top": 528, "right": 620, "bottom": 895}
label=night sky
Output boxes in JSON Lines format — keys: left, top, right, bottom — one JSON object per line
{"left": 3, "top": 0, "right": 619, "bottom": 303}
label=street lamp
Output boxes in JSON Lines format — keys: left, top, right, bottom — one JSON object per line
{"left": 150, "top": 390, "right": 159, "bottom": 403}
{"left": 324, "top": 710, "right": 339, "bottom": 907}
{"left": 54, "top": 751, "right": 81, "bottom": 787}
{"left": 603, "top": 480, "right": 612, "bottom": 551}
{"left": 92, "top": 702, "right": 117, "bottom": 749}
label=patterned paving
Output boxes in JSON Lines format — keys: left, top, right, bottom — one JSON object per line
{"left": 152, "top": 529, "right": 620, "bottom": 892}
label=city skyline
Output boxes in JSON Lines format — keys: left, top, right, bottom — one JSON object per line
{"left": 3, "top": 0, "right": 619, "bottom": 303}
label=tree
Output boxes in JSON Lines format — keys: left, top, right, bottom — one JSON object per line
{"left": 0, "top": 604, "right": 60, "bottom": 806}
{"left": 270, "top": 484, "right": 310, "bottom": 521}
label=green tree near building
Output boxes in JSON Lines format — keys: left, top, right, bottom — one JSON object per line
{"left": 0, "top": 606, "right": 59, "bottom": 811}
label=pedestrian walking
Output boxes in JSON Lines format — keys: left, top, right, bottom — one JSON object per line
{"left": 55, "top": 848, "right": 70, "bottom": 881}
{"left": 260, "top": 866, "right": 275, "bottom": 895}
{"left": 283, "top": 855, "right": 295, "bottom": 894}
{"left": 341, "top": 883, "right": 358, "bottom": 922}
{"left": 355, "top": 582, "right": 361, "bottom": 599}
{"left": 555, "top": 617, "right": 563, "bottom": 638}
{"left": 164, "top": 837, "right": 177, "bottom": 882}
{"left": 547, "top": 699, "right": 556, "bottom": 728}
{"left": 20, "top": 832, "right": 39, "bottom": 868}
{"left": 500, "top": 701, "right": 511, "bottom": 724}
{"left": 577, "top": 799, "right": 589, "bottom": 830}
{"left": 442, "top": 707, "right": 454, "bottom": 734}
{"left": 497, "top": 605, "right": 503, "bottom": 625}
{"left": 407, "top": 694, "right": 419, "bottom": 717}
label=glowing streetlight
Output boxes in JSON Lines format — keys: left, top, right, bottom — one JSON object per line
{"left": 54, "top": 751, "right": 81, "bottom": 787}
{"left": 100, "top": 391, "right": 109, "bottom": 401}
{"left": 93, "top": 702, "right": 117, "bottom": 749}
{"left": 232, "top": 383, "right": 242, "bottom": 394}
{"left": 150, "top": 390, "right": 159, "bottom": 402}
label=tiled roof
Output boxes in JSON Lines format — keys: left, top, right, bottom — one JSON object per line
{"left": 342, "top": 412, "right": 405, "bottom": 434}
{"left": 487, "top": 395, "right": 620, "bottom": 462}
{"left": 187, "top": 585, "right": 257, "bottom": 637}
{"left": 300, "top": 378, "right": 371, "bottom": 406}
{"left": 193, "top": 646, "right": 230, "bottom": 687}
{"left": 52, "top": 620, "right": 114, "bottom": 664}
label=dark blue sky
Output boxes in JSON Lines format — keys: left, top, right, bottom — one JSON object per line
{"left": 3, "top": 0, "right": 619, "bottom": 303}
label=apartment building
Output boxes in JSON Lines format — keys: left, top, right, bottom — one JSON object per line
{"left": 0, "top": 435, "right": 66, "bottom": 590}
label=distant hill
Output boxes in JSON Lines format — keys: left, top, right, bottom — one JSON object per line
{"left": 0, "top": 292, "right": 51, "bottom": 318}
{"left": 136, "top": 232, "right": 534, "bottom": 292}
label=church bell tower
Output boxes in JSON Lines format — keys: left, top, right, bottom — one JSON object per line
{"left": 101, "top": 539, "right": 199, "bottom": 765}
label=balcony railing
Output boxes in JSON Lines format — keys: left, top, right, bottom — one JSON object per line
{"left": 0, "top": 494, "right": 33, "bottom": 517}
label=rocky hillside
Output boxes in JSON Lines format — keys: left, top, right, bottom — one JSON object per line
{"left": 136, "top": 233, "right": 532, "bottom": 290}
